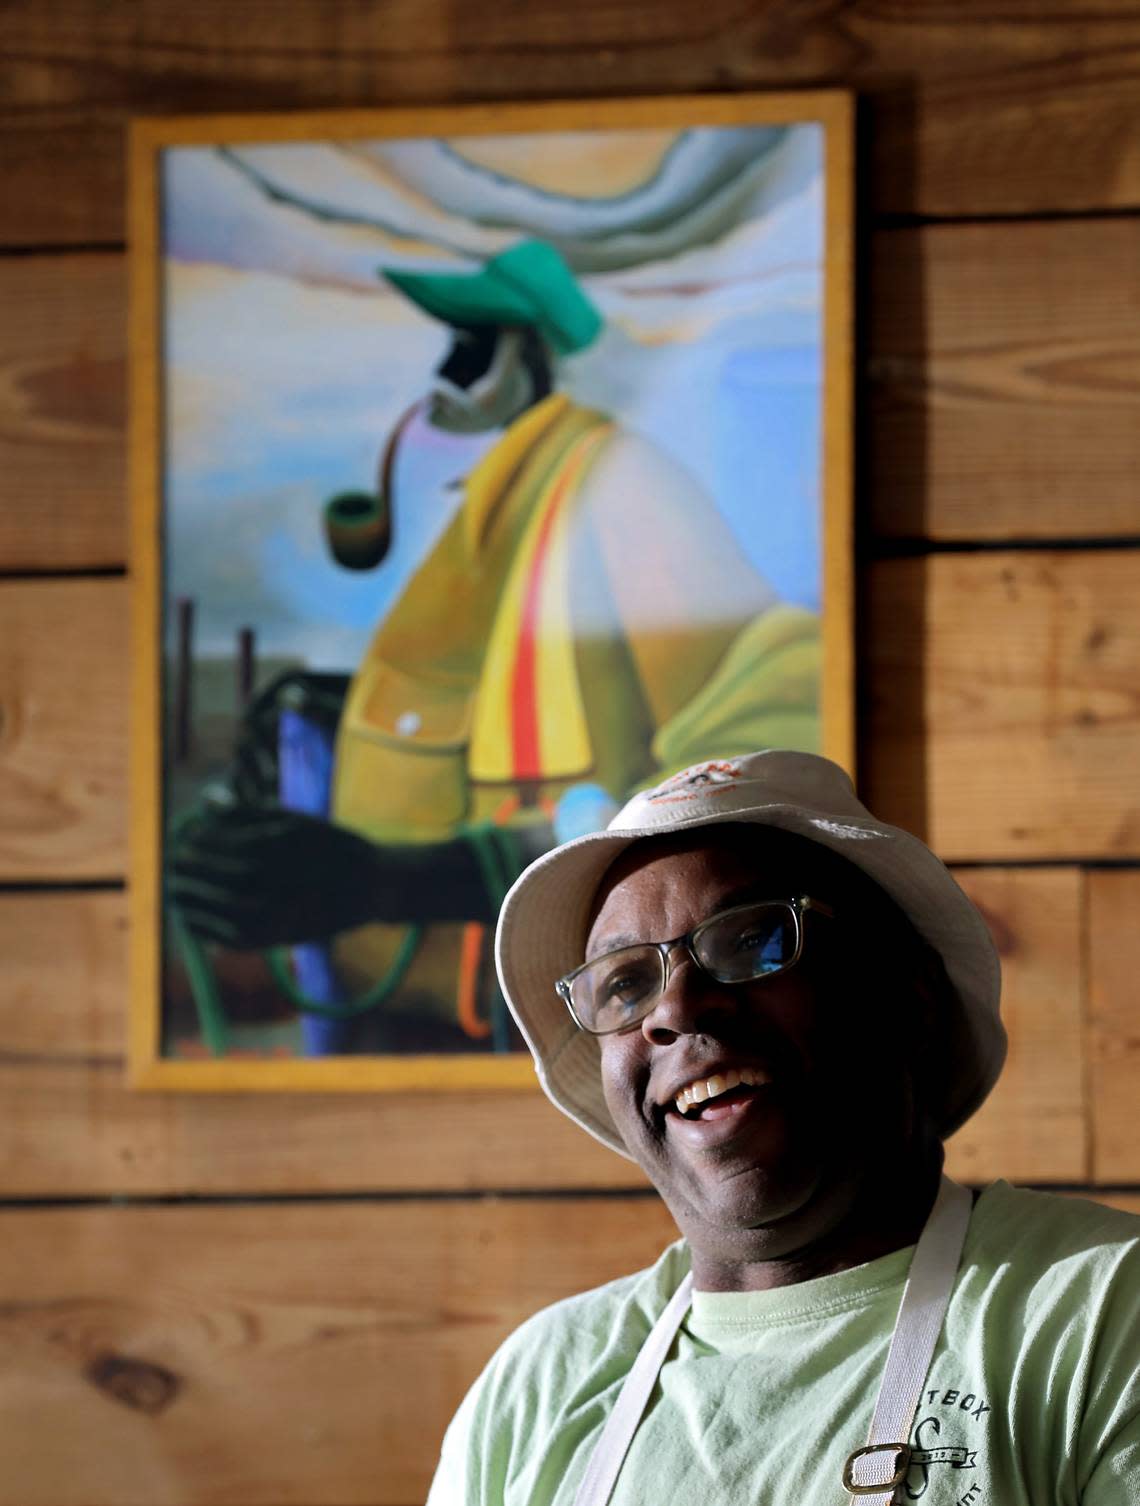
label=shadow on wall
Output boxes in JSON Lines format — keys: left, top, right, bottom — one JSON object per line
{"left": 856, "top": 86, "right": 932, "bottom": 842}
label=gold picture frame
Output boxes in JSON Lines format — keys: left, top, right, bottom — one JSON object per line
{"left": 129, "top": 90, "right": 854, "bottom": 1091}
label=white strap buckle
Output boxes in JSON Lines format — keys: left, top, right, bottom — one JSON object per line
{"left": 842, "top": 1442, "right": 912, "bottom": 1495}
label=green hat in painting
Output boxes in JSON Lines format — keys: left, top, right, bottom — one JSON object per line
{"left": 381, "top": 239, "right": 603, "bottom": 356}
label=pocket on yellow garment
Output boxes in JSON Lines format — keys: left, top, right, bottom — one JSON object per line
{"left": 332, "top": 661, "right": 474, "bottom": 838}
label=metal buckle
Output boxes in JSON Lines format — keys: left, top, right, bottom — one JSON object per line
{"left": 842, "top": 1442, "right": 912, "bottom": 1495}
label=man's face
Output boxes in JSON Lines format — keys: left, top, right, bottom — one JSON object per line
{"left": 588, "top": 830, "right": 924, "bottom": 1267}
{"left": 427, "top": 327, "right": 533, "bottom": 433}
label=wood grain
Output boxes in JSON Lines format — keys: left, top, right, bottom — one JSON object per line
{"left": 1103, "top": 1194, "right": 1140, "bottom": 1214}
{"left": 0, "top": 1196, "right": 679, "bottom": 1505}
{"left": 0, "top": 869, "right": 1090, "bottom": 1194}
{"left": 0, "top": 1188, "right": 1135, "bottom": 1504}
{"left": 3, "top": 2, "right": 1140, "bottom": 246}
{"left": 0, "top": 890, "right": 127, "bottom": 1065}
{"left": 868, "top": 219, "right": 1140, "bottom": 541}
{"left": 945, "top": 868, "right": 1086, "bottom": 1184}
{"left": 863, "top": 550, "right": 1140, "bottom": 862}
{"left": 0, "top": 580, "right": 126, "bottom": 879}
{"left": 1087, "top": 869, "right": 1140, "bottom": 1183}
{"left": 0, "top": 254, "right": 126, "bottom": 571}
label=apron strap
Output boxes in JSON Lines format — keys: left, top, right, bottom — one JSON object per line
{"left": 572, "top": 1175, "right": 972, "bottom": 1506}
{"left": 571, "top": 1270, "right": 693, "bottom": 1506}
{"left": 842, "top": 1175, "right": 973, "bottom": 1503}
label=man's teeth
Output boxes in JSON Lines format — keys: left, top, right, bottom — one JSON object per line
{"left": 674, "top": 1066, "right": 771, "bottom": 1116}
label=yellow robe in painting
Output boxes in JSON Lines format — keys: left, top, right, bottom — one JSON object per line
{"left": 329, "top": 391, "right": 821, "bottom": 1023}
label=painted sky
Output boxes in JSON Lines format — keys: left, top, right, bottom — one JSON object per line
{"left": 162, "top": 122, "right": 824, "bottom": 665}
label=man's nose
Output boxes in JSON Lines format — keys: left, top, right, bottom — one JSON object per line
{"left": 639, "top": 947, "right": 730, "bottom": 1044}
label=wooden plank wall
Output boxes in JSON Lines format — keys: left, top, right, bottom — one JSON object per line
{"left": 1, "top": 3, "right": 1137, "bottom": 1501}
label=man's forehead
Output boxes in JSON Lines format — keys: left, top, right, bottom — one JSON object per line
{"left": 587, "top": 825, "right": 831, "bottom": 927}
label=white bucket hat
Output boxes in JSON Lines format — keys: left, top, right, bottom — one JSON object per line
{"left": 495, "top": 750, "right": 1005, "bottom": 1158}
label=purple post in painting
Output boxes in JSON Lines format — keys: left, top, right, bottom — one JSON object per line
{"left": 278, "top": 706, "right": 353, "bottom": 1056}
{"left": 173, "top": 597, "right": 194, "bottom": 764}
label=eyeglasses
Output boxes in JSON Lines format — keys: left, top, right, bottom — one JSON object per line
{"left": 556, "top": 896, "right": 835, "bottom": 1036}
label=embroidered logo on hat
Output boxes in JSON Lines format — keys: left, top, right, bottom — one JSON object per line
{"left": 646, "top": 759, "right": 743, "bottom": 804}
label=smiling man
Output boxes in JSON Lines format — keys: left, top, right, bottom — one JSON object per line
{"left": 426, "top": 751, "right": 1140, "bottom": 1505}
{"left": 578, "top": 827, "right": 943, "bottom": 1297}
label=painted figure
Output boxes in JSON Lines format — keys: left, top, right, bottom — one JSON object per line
{"left": 171, "top": 241, "right": 821, "bottom": 1051}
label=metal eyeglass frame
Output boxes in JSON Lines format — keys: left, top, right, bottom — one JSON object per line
{"left": 555, "top": 895, "right": 835, "bottom": 1036}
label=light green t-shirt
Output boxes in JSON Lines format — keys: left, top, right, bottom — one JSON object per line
{"left": 427, "top": 1183, "right": 1139, "bottom": 1504}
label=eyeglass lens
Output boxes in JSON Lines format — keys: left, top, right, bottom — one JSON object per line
{"left": 572, "top": 902, "right": 799, "bottom": 1032}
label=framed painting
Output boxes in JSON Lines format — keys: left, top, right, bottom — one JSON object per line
{"left": 128, "top": 91, "right": 854, "bottom": 1090}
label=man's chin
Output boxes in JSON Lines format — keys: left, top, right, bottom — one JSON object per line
{"left": 653, "top": 1150, "right": 818, "bottom": 1243}
{"left": 681, "top": 1152, "right": 881, "bottom": 1267}
{"left": 711, "top": 1161, "right": 822, "bottom": 1228}
{"left": 618, "top": 1101, "right": 846, "bottom": 1242}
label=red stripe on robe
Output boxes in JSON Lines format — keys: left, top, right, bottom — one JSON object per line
{"left": 509, "top": 466, "right": 576, "bottom": 779}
